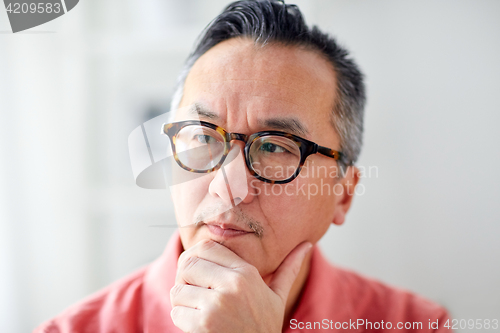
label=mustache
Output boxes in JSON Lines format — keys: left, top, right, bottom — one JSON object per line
{"left": 194, "top": 204, "right": 264, "bottom": 238}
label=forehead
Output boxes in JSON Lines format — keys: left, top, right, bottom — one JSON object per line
{"left": 180, "top": 38, "right": 338, "bottom": 140}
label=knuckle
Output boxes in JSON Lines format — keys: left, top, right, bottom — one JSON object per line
{"left": 199, "top": 309, "right": 216, "bottom": 331}
{"left": 170, "top": 284, "right": 183, "bottom": 299}
{"left": 183, "top": 255, "right": 201, "bottom": 271}
{"left": 170, "top": 306, "right": 180, "bottom": 321}
{"left": 199, "top": 238, "right": 218, "bottom": 251}
{"left": 241, "top": 264, "right": 259, "bottom": 277}
{"left": 177, "top": 250, "right": 188, "bottom": 266}
{"left": 212, "top": 290, "right": 226, "bottom": 309}
{"left": 228, "top": 271, "right": 246, "bottom": 291}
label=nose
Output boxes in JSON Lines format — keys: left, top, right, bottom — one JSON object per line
{"left": 208, "top": 140, "right": 256, "bottom": 207}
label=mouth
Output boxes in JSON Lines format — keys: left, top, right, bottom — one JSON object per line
{"left": 203, "top": 222, "right": 255, "bottom": 238}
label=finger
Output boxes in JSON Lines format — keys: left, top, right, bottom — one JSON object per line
{"left": 170, "top": 283, "right": 214, "bottom": 309}
{"left": 179, "top": 238, "right": 248, "bottom": 269}
{"left": 171, "top": 305, "right": 200, "bottom": 333}
{"left": 176, "top": 255, "right": 231, "bottom": 289}
{"left": 268, "top": 242, "right": 312, "bottom": 302}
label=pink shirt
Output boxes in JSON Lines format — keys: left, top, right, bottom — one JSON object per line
{"left": 35, "top": 232, "right": 452, "bottom": 332}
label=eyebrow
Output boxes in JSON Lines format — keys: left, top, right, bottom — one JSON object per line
{"left": 261, "top": 117, "right": 309, "bottom": 137}
{"left": 188, "top": 103, "right": 220, "bottom": 120}
{"left": 188, "top": 103, "right": 308, "bottom": 136}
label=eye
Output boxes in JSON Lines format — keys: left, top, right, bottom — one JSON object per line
{"left": 259, "top": 142, "right": 289, "bottom": 153}
{"left": 194, "top": 134, "right": 217, "bottom": 144}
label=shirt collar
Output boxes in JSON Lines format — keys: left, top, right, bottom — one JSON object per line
{"left": 285, "top": 245, "right": 358, "bottom": 332}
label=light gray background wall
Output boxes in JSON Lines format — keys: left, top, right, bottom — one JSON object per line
{"left": 0, "top": 1, "right": 499, "bottom": 332}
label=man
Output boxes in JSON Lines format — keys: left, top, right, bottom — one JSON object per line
{"left": 35, "top": 1, "right": 451, "bottom": 332}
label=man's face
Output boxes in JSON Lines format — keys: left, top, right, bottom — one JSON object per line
{"left": 171, "top": 38, "right": 357, "bottom": 279}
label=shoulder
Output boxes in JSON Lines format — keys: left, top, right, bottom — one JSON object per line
{"left": 33, "top": 267, "right": 148, "bottom": 333}
{"left": 336, "top": 265, "right": 451, "bottom": 331}
{"left": 303, "top": 247, "right": 452, "bottom": 332}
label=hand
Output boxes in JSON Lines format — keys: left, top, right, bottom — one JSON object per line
{"left": 170, "top": 239, "right": 312, "bottom": 333}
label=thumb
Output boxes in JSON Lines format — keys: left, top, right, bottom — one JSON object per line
{"left": 268, "top": 242, "right": 313, "bottom": 302}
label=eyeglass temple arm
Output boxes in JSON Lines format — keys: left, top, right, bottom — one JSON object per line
{"left": 317, "top": 146, "right": 343, "bottom": 161}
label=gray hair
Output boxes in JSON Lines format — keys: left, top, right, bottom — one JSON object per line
{"left": 169, "top": 0, "right": 366, "bottom": 172}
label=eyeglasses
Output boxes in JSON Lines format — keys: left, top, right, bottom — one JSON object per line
{"left": 162, "top": 120, "right": 346, "bottom": 184}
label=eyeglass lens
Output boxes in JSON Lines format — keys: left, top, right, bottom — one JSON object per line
{"left": 174, "top": 125, "right": 301, "bottom": 181}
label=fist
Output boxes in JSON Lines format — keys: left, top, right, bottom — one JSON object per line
{"left": 170, "top": 239, "right": 312, "bottom": 333}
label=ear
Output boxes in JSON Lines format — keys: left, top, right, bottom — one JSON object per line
{"left": 332, "top": 166, "right": 361, "bottom": 226}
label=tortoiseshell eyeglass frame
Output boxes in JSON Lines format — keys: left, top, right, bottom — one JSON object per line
{"left": 162, "top": 120, "right": 346, "bottom": 184}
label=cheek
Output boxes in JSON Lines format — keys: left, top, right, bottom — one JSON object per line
{"left": 260, "top": 174, "right": 337, "bottom": 237}
{"left": 171, "top": 172, "right": 213, "bottom": 226}
{"left": 172, "top": 175, "right": 213, "bottom": 250}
